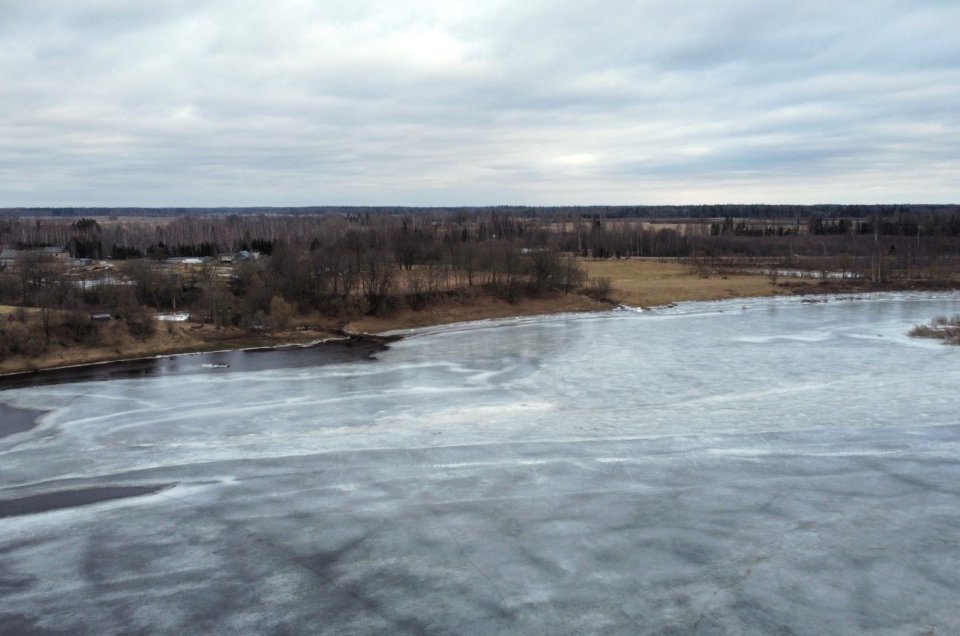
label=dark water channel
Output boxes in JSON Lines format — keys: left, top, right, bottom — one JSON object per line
{"left": 0, "top": 485, "right": 174, "bottom": 519}
{"left": 0, "top": 403, "right": 42, "bottom": 439}
{"left": 0, "top": 336, "right": 390, "bottom": 391}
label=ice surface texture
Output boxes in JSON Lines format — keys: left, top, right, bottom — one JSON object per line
{"left": 1, "top": 293, "right": 959, "bottom": 634}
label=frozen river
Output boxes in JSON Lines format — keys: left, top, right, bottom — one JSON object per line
{"left": 1, "top": 293, "right": 959, "bottom": 634}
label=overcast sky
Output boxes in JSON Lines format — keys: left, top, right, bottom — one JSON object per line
{"left": 1, "top": 0, "right": 958, "bottom": 206}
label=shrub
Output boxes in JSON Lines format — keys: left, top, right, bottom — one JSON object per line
{"left": 268, "top": 296, "right": 293, "bottom": 330}
{"left": 60, "top": 311, "right": 99, "bottom": 345}
{"left": 126, "top": 307, "right": 156, "bottom": 339}
{"left": 583, "top": 277, "right": 613, "bottom": 301}
{"left": 909, "top": 315, "right": 960, "bottom": 345}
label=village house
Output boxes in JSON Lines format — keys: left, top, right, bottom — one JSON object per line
{"left": 0, "top": 249, "right": 17, "bottom": 270}
{"left": 0, "top": 246, "right": 68, "bottom": 271}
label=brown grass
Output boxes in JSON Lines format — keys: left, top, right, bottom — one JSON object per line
{"left": 579, "top": 258, "right": 805, "bottom": 307}
{"left": 0, "top": 305, "right": 34, "bottom": 315}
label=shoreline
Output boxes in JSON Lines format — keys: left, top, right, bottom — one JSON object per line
{"left": 2, "top": 278, "right": 958, "bottom": 382}
{"left": 0, "top": 335, "right": 348, "bottom": 380}
{"left": 0, "top": 293, "right": 609, "bottom": 379}
{"left": 0, "top": 332, "right": 402, "bottom": 386}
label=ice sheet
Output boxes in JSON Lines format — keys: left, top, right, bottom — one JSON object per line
{"left": 1, "top": 293, "right": 959, "bottom": 634}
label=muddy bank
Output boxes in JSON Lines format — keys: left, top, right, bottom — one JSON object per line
{"left": 0, "top": 335, "right": 394, "bottom": 391}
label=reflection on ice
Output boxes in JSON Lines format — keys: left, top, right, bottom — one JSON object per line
{"left": 1, "top": 292, "right": 959, "bottom": 634}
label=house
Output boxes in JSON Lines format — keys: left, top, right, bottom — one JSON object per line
{"left": 41, "top": 246, "right": 68, "bottom": 260}
{"left": 163, "top": 256, "right": 211, "bottom": 272}
{"left": 0, "top": 249, "right": 18, "bottom": 270}
{"left": 0, "top": 246, "right": 68, "bottom": 271}
{"left": 218, "top": 251, "right": 260, "bottom": 264}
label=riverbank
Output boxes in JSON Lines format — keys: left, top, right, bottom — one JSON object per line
{"left": 0, "top": 323, "right": 339, "bottom": 377}
{"left": 345, "top": 259, "right": 806, "bottom": 333}
{"left": 344, "top": 292, "right": 608, "bottom": 334}
{"left": 2, "top": 259, "right": 956, "bottom": 377}
{"left": 0, "top": 294, "right": 607, "bottom": 378}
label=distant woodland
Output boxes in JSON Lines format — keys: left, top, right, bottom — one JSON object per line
{"left": 1, "top": 206, "right": 959, "bottom": 363}
{"left": 3, "top": 204, "right": 959, "bottom": 220}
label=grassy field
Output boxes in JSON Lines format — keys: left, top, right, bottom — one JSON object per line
{"left": 0, "top": 305, "right": 64, "bottom": 317}
{"left": 0, "top": 305, "right": 44, "bottom": 317}
{"left": 580, "top": 258, "right": 803, "bottom": 307}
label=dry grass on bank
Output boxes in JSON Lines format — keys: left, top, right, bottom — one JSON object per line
{"left": 0, "top": 321, "right": 334, "bottom": 376}
{"left": 579, "top": 258, "right": 803, "bottom": 307}
{"left": 352, "top": 258, "right": 797, "bottom": 336}
{"left": 0, "top": 305, "right": 36, "bottom": 315}
{"left": 345, "top": 293, "right": 608, "bottom": 333}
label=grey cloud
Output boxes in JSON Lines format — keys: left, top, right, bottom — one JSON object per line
{"left": 0, "top": 0, "right": 958, "bottom": 205}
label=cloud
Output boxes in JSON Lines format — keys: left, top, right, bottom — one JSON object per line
{"left": 0, "top": 0, "right": 958, "bottom": 205}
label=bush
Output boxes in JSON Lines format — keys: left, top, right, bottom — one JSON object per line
{"left": 909, "top": 315, "right": 960, "bottom": 345}
{"left": 60, "top": 311, "right": 99, "bottom": 345}
{"left": 583, "top": 277, "right": 613, "bottom": 301}
{"left": 1, "top": 322, "right": 47, "bottom": 357}
{"left": 268, "top": 296, "right": 293, "bottom": 330}
{"left": 126, "top": 307, "right": 156, "bottom": 339}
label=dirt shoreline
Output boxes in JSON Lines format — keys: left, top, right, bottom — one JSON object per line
{"left": 0, "top": 330, "right": 346, "bottom": 378}
{"left": 0, "top": 334, "right": 345, "bottom": 380}
{"left": 2, "top": 276, "right": 957, "bottom": 380}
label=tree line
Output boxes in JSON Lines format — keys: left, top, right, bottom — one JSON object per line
{"left": 3, "top": 203, "right": 959, "bottom": 221}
